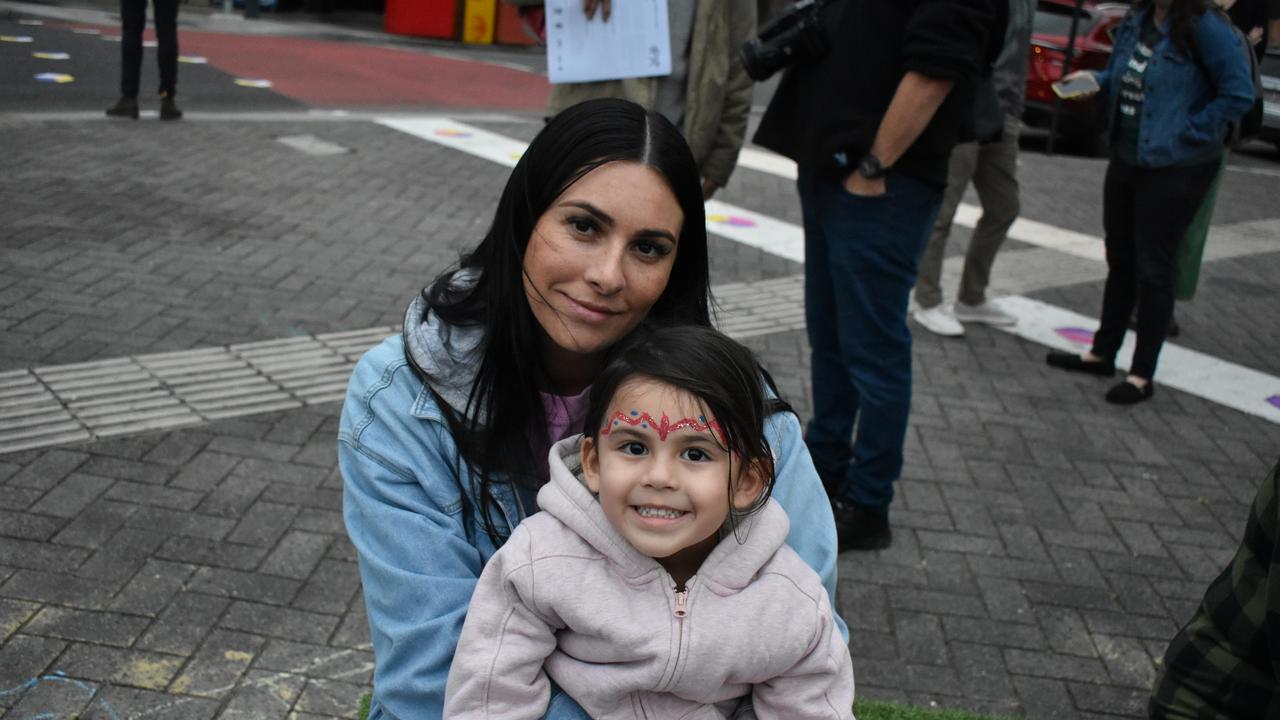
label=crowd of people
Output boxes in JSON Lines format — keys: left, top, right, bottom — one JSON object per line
{"left": 338, "top": 0, "right": 1271, "bottom": 717}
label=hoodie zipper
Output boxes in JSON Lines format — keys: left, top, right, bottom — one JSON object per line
{"left": 673, "top": 584, "right": 689, "bottom": 618}
{"left": 659, "top": 578, "right": 692, "bottom": 692}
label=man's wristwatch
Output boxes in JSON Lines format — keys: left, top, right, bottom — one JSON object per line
{"left": 856, "top": 153, "right": 887, "bottom": 181}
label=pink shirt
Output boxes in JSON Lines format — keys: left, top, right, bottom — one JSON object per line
{"left": 541, "top": 386, "right": 592, "bottom": 446}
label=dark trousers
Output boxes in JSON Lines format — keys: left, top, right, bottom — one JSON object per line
{"left": 1091, "top": 158, "right": 1218, "bottom": 380}
{"left": 799, "top": 170, "right": 942, "bottom": 511}
{"left": 120, "top": 0, "right": 179, "bottom": 98}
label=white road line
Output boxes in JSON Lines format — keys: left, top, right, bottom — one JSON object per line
{"left": 378, "top": 117, "right": 810, "bottom": 263}
{"left": 1002, "top": 296, "right": 1280, "bottom": 423}
{"left": 397, "top": 120, "right": 1280, "bottom": 424}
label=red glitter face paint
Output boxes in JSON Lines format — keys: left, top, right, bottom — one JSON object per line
{"left": 601, "top": 410, "right": 725, "bottom": 445}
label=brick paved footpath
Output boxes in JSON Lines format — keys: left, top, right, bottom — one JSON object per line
{"left": 4, "top": 29, "right": 1280, "bottom": 720}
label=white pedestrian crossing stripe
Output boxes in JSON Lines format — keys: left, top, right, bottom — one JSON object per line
{"left": 381, "top": 117, "right": 1280, "bottom": 425}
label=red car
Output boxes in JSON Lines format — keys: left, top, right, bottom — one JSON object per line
{"left": 1023, "top": 0, "right": 1131, "bottom": 153}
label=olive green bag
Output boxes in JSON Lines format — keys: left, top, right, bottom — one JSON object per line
{"left": 1174, "top": 151, "right": 1227, "bottom": 301}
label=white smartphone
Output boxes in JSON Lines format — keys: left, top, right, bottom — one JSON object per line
{"left": 1052, "top": 72, "right": 1100, "bottom": 99}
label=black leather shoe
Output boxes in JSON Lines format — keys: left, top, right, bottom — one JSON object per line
{"left": 1105, "top": 380, "right": 1154, "bottom": 405}
{"left": 1045, "top": 350, "right": 1116, "bottom": 377}
{"left": 159, "top": 93, "right": 183, "bottom": 121}
{"left": 105, "top": 96, "right": 139, "bottom": 119}
{"left": 832, "top": 497, "right": 891, "bottom": 551}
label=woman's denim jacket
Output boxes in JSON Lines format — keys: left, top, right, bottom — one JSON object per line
{"left": 1092, "top": 7, "right": 1254, "bottom": 167}
{"left": 340, "top": 323, "right": 848, "bottom": 720}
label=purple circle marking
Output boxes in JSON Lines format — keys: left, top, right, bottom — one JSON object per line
{"left": 1266, "top": 395, "right": 1280, "bottom": 411}
{"left": 1055, "top": 327, "right": 1095, "bottom": 345}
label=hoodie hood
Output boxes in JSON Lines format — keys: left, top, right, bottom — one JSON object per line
{"left": 402, "top": 269, "right": 486, "bottom": 423}
{"left": 538, "top": 436, "right": 791, "bottom": 592}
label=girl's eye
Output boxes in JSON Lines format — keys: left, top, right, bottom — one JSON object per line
{"left": 634, "top": 239, "right": 674, "bottom": 259}
{"left": 620, "top": 441, "right": 647, "bottom": 456}
{"left": 681, "top": 447, "right": 710, "bottom": 462}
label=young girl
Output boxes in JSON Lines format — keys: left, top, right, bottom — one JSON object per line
{"left": 444, "top": 326, "right": 854, "bottom": 719}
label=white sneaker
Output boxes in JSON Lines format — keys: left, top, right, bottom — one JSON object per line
{"left": 954, "top": 299, "right": 1017, "bottom": 326}
{"left": 912, "top": 304, "right": 965, "bottom": 337}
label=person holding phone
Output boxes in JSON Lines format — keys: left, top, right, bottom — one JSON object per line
{"left": 1045, "top": 0, "right": 1252, "bottom": 405}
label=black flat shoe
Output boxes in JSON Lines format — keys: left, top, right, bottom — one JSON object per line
{"left": 105, "top": 96, "right": 139, "bottom": 120}
{"left": 831, "top": 497, "right": 892, "bottom": 552}
{"left": 1106, "top": 380, "right": 1154, "bottom": 405}
{"left": 1046, "top": 350, "right": 1116, "bottom": 377}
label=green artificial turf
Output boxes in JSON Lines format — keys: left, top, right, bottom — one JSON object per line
{"left": 356, "top": 694, "right": 1003, "bottom": 720}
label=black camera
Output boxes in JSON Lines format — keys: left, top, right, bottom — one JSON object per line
{"left": 739, "top": 0, "right": 834, "bottom": 82}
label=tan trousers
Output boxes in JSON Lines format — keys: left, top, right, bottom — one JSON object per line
{"left": 914, "top": 113, "right": 1022, "bottom": 309}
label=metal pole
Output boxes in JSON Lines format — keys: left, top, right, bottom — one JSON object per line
{"left": 1046, "top": 0, "right": 1086, "bottom": 156}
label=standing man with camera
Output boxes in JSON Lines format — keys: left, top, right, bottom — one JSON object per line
{"left": 754, "top": 0, "right": 999, "bottom": 550}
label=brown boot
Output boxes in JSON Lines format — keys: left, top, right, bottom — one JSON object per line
{"left": 159, "top": 93, "right": 183, "bottom": 121}
{"left": 105, "top": 96, "right": 139, "bottom": 119}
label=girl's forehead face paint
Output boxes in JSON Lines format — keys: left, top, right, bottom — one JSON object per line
{"left": 601, "top": 410, "right": 725, "bottom": 445}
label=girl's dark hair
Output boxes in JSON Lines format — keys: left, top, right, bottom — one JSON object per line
{"left": 1133, "top": 0, "right": 1213, "bottom": 58}
{"left": 583, "top": 325, "right": 793, "bottom": 525}
{"left": 421, "top": 98, "right": 711, "bottom": 544}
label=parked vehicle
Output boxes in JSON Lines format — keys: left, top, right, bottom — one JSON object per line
{"left": 1260, "top": 49, "right": 1280, "bottom": 153}
{"left": 1023, "top": 0, "right": 1130, "bottom": 154}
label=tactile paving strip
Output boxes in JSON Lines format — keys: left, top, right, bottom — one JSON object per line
{"left": 0, "top": 280, "right": 809, "bottom": 454}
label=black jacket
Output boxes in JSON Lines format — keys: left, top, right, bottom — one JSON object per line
{"left": 754, "top": 0, "right": 999, "bottom": 189}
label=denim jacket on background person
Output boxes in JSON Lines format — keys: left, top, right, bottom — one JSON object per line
{"left": 1092, "top": 6, "right": 1254, "bottom": 168}
{"left": 339, "top": 282, "right": 849, "bottom": 720}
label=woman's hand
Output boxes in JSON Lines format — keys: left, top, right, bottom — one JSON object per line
{"left": 584, "top": 0, "right": 610, "bottom": 21}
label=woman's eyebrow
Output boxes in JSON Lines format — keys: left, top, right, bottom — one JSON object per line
{"left": 560, "top": 201, "right": 678, "bottom": 245}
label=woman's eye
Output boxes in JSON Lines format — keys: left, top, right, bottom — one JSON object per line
{"left": 569, "top": 217, "right": 597, "bottom": 235}
{"left": 621, "top": 441, "right": 647, "bottom": 456}
{"left": 634, "top": 240, "right": 673, "bottom": 259}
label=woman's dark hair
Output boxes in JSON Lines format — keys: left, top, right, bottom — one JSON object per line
{"left": 583, "top": 325, "right": 794, "bottom": 526}
{"left": 1133, "top": 0, "right": 1213, "bottom": 58}
{"left": 421, "top": 98, "right": 711, "bottom": 544}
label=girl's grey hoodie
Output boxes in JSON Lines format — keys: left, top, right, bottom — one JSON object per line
{"left": 444, "top": 436, "right": 855, "bottom": 719}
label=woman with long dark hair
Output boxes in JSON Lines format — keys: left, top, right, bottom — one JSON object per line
{"left": 339, "top": 98, "right": 845, "bottom": 719}
{"left": 1046, "top": 0, "right": 1253, "bottom": 404}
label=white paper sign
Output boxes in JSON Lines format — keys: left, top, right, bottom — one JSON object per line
{"left": 545, "top": 0, "right": 671, "bottom": 84}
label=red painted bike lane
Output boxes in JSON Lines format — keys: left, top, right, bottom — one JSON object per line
{"left": 60, "top": 22, "right": 550, "bottom": 111}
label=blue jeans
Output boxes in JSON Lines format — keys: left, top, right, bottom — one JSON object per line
{"left": 798, "top": 170, "right": 942, "bottom": 512}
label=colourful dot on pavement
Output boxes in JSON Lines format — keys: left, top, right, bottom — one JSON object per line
{"left": 1267, "top": 395, "right": 1280, "bottom": 411}
{"left": 1054, "top": 327, "right": 1095, "bottom": 345}
{"left": 234, "top": 78, "right": 273, "bottom": 88}
{"left": 33, "top": 52, "right": 70, "bottom": 60}
{"left": 434, "top": 129, "right": 472, "bottom": 138}
{"left": 34, "top": 73, "right": 74, "bottom": 84}
{"left": 1, "top": 35, "right": 35, "bottom": 42}
{"left": 706, "top": 214, "right": 756, "bottom": 227}
{"left": 178, "top": 56, "right": 207, "bottom": 64}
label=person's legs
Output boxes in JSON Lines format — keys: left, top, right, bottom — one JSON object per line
{"left": 119, "top": 0, "right": 146, "bottom": 98}
{"left": 810, "top": 173, "right": 941, "bottom": 512}
{"left": 1090, "top": 160, "right": 1139, "bottom": 364}
{"left": 1126, "top": 160, "right": 1219, "bottom": 380}
{"left": 798, "top": 172, "right": 857, "bottom": 496}
{"left": 915, "top": 142, "right": 979, "bottom": 310}
{"left": 152, "top": 0, "right": 179, "bottom": 97}
{"left": 957, "top": 114, "right": 1021, "bottom": 307}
